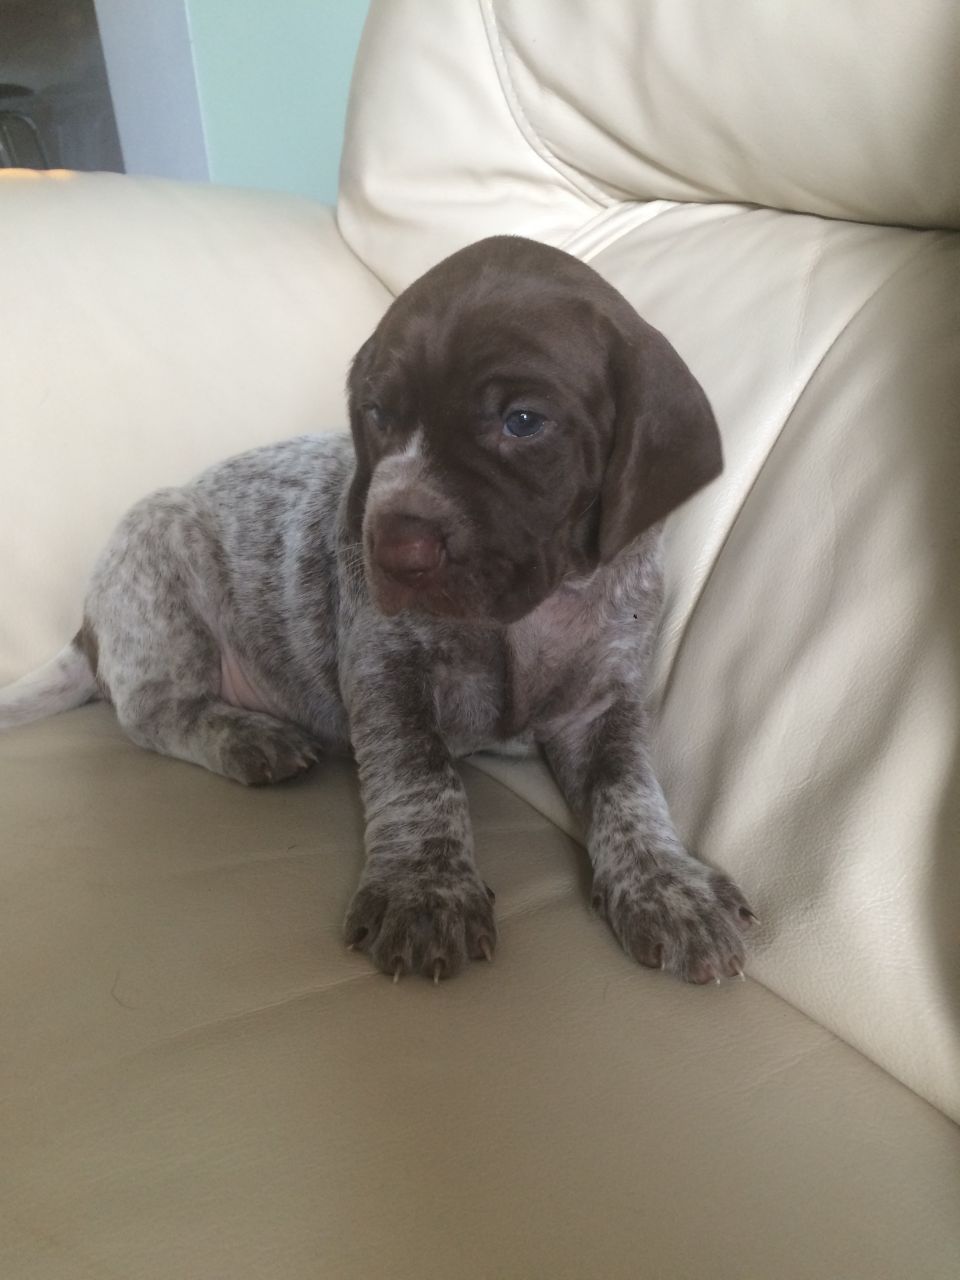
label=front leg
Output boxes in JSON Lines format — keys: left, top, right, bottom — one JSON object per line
{"left": 544, "top": 696, "right": 755, "bottom": 984}
{"left": 342, "top": 654, "right": 496, "bottom": 982}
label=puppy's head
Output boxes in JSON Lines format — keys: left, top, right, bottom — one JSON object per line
{"left": 346, "top": 236, "right": 721, "bottom": 624}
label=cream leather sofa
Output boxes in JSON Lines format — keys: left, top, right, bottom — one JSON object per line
{"left": 2, "top": 3, "right": 958, "bottom": 1276}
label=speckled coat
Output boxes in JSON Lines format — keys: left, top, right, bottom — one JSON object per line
{"left": 0, "top": 237, "right": 754, "bottom": 983}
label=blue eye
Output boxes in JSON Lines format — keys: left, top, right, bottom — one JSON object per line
{"left": 365, "top": 403, "right": 386, "bottom": 430}
{"left": 503, "top": 409, "right": 545, "bottom": 438}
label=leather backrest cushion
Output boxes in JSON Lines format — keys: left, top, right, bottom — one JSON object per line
{"left": 340, "top": 0, "right": 960, "bottom": 290}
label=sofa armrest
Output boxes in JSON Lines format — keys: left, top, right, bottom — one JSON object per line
{"left": 0, "top": 171, "right": 391, "bottom": 680}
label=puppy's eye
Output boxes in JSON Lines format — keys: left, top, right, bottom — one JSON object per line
{"left": 365, "top": 404, "right": 387, "bottom": 430}
{"left": 503, "top": 409, "right": 545, "bottom": 438}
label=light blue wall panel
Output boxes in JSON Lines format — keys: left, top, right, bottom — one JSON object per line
{"left": 185, "top": 0, "right": 370, "bottom": 204}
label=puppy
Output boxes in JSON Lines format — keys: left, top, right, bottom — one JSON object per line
{"left": 0, "top": 236, "right": 754, "bottom": 983}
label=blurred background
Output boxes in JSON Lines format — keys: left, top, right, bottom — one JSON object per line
{"left": 0, "top": 0, "right": 369, "bottom": 203}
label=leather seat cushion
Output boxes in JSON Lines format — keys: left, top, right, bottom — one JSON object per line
{"left": 2, "top": 707, "right": 958, "bottom": 1279}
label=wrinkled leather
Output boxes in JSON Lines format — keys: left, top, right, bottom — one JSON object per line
{"left": 2, "top": 710, "right": 959, "bottom": 1279}
{"left": 0, "top": 172, "right": 390, "bottom": 677}
{"left": 340, "top": 0, "right": 960, "bottom": 1123}
{"left": 339, "top": 0, "right": 960, "bottom": 289}
{"left": 2, "top": 0, "right": 959, "bottom": 1273}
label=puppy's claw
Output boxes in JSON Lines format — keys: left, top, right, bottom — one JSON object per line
{"left": 433, "top": 962, "right": 442, "bottom": 985}
{"left": 392, "top": 963, "right": 403, "bottom": 984}
{"left": 480, "top": 939, "right": 494, "bottom": 964}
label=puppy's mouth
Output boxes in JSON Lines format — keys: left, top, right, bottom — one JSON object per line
{"left": 364, "top": 511, "right": 555, "bottom": 624}
{"left": 366, "top": 555, "right": 546, "bottom": 626}
{"left": 372, "top": 574, "right": 469, "bottom": 620}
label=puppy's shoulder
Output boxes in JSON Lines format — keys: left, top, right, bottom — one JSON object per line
{"left": 194, "top": 432, "right": 353, "bottom": 497}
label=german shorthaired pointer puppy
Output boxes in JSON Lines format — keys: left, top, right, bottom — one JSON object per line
{"left": 0, "top": 236, "right": 755, "bottom": 984}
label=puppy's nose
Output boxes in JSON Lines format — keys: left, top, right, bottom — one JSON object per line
{"left": 373, "top": 514, "right": 445, "bottom": 584}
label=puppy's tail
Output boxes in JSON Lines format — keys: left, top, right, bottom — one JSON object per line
{"left": 0, "top": 635, "right": 99, "bottom": 730}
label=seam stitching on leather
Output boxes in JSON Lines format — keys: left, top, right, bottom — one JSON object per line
{"left": 334, "top": 203, "right": 398, "bottom": 299}
{"left": 478, "top": 0, "right": 610, "bottom": 209}
{"left": 465, "top": 756, "right": 582, "bottom": 841}
{"left": 658, "top": 230, "right": 938, "bottom": 711}
{"left": 468, "top": 762, "right": 956, "bottom": 1117}
{"left": 557, "top": 199, "right": 689, "bottom": 259}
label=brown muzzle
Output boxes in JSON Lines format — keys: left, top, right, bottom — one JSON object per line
{"left": 372, "top": 513, "right": 446, "bottom": 587}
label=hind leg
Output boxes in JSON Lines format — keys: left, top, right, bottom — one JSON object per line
{"left": 119, "top": 690, "right": 321, "bottom": 786}
{"left": 104, "top": 614, "right": 321, "bottom": 786}
{"left": 104, "top": 619, "right": 321, "bottom": 786}
{"left": 87, "top": 489, "right": 321, "bottom": 785}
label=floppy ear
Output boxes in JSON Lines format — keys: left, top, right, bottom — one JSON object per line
{"left": 344, "top": 335, "right": 377, "bottom": 539}
{"left": 598, "top": 318, "right": 723, "bottom": 563}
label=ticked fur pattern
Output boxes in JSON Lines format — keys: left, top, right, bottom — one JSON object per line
{"left": 0, "top": 236, "right": 754, "bottom": 984}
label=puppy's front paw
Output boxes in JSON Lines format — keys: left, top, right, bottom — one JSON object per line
{"left": 592, "top": 858, "right": 755, "bottom": 984}
{"left": 344, "top": 867, "right": 497, "bottom": 982}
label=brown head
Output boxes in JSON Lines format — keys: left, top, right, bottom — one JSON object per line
{"left": 346, "top": 236, "right": 722, "bottom": 624}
